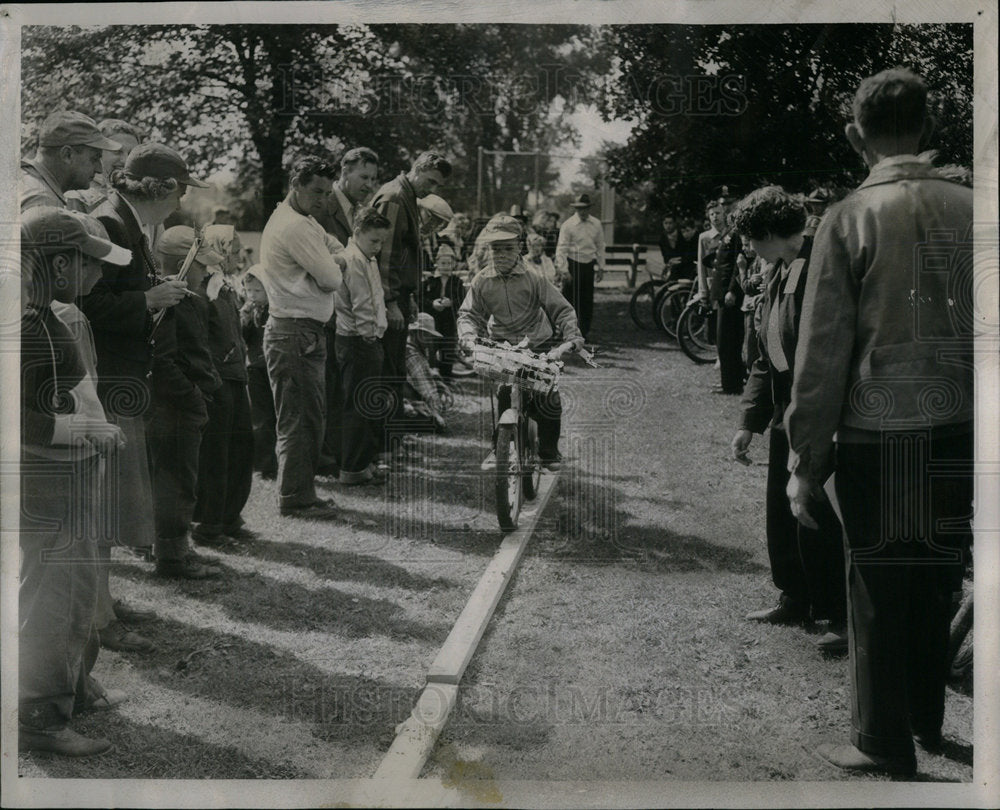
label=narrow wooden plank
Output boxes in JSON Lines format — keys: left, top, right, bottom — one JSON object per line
{"left": 426, "top": 473, "right": 558, "bottom": 685}
{"left": 371, "top": 683, "right": 459, "bottom": 780}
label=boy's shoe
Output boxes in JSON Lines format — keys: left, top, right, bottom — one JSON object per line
{"left": 19, "top": 723, "right": 113, "bottom": 757}
{"left": 155, "top": 555, "right": 222, "bottom": 580}
{"left": 280, "top": 499, "right": 339, "bottom": 520}
{"left": 540, "top": 455, "right": 562, "bottom": 472}
{"left": 112, "top": 599, "right": 156, "bottom": 623}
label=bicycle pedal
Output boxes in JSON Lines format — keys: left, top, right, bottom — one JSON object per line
{"left": 481, "top": 452, "right": 497, "bottom": 471}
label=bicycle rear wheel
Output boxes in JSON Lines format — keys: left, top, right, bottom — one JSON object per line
{"left": 677, "top": 304, "right": 718, "bottom": 364}
{"left": 628, "top": 280, "right": 662, "bottom": 330}
{"left": 495, "top": 424, "right": 522, "bottom": 531}
{"left": 656, "top": 286, "right": 689, "bottom": 339}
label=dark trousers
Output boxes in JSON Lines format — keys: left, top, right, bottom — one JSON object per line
{"left": 743, "top": 311, "right": 759, "bottom": 372}
{"left": 19, "top": 453, "right": 101, "bottom": 722}
{"left": 337, "top": 335, "right": 385, "bottom": 474}
{"left": 765, "top": 427, "right": 846, "bottom": 622}
{"left": 564, "top": 259, "right": 596, "bottom": 339}
{"left": 835, "top": 431, "right": 973, "bottom": 758}
{"left": 716, "top": 302, "right": 745, "bottom": 393}
{"left": 193, "top": 378, "right": 254, "bottom": 536}
{"left": 496, "top": 384, "right": 562, "bottom": 460}
{"left": 146, "top": 401, "right": 208, "bottom": 543}
{"left": 247, "top": 364, "right": 277, "bottom": 476}
{"left": 320, "top": 327, "right": 342, "bottom": 473}
{"left": 264, "top": 317, "right": 327, "bottom": 509}
{"left": 380, "top": 291, "right": 413, "bottom": 449}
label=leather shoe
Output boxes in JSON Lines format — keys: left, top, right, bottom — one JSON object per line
{"left": 913, "top": 729, "right": 943, "bottom": 753}
{"left": 156, "top": 555, "right": 222, "bottom": 579}
{"left": 280, "top": 499, "right": 339, "bottom": 520}
{"left": 192, "top": 531, "right": 238, "bottom": 548}
{"left": 540, "top": 456, "right": 562, "bottom": 472}
{"left": 112, "top": 599, "right": 156, "bottom": 623}
{"left": 745, "top": 599, "right": 808, "bottom": 625}
{"left": 816, "top": 743, "right": 916, "bottom": 777}
{"left": 19, "top": 724, "right": 113, "bottom": 757}
{"left": 816, "top": 625, "right": 848, "bottom": 654}
{"left": 99, "top": 619, "right": 156, "bottom": 653}
{"left": 75, "top": 688, "right": 128, "bottom": 714}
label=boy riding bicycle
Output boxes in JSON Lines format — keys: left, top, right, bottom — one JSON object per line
{"left": 457, "top": 214, "right": 584, "bottom": 471}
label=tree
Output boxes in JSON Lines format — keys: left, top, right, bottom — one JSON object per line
{"left": 594, "top": 23, "right": 974, "bottom": 216}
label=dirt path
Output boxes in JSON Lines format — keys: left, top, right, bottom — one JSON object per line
{"left": 19, "top": 291, "right": 972, "bottom": 785}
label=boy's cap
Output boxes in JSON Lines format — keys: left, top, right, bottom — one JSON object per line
{"left": 125, "top": 143, "right": 210, "bottom": 187}
{"left": 409, "top": 312, "right": 443, "bottom": 337}
{"left": 477, "top": 214, "right": 522, "bottom": 244}
{"left": 418, "top": 194, "right": 454, "bottom": 222}
{"left": 21, "top": 205, "right": 132, "bottom": 265}
{"left": 37, "top": 111, "right": 123, "bottom": 151}
{"left": 157, "top": 226, "right": 224, "bottom": 265}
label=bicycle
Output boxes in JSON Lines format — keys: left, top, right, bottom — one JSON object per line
{"left": 628, "top": 263, "right": 672, "bottom": 331}
{"left": 469, "top": 337, "right": 597, "bottom": 532}
{"left": 676, "top": 293, "right": 718, "bottom": 364}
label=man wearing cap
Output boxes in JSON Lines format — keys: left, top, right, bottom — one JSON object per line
{"left": 371, "top": 151, "right": 453, "bottom": 454}
{"left": 458, "top": 214, "right": 585, "bottom": 471}
{"left": 418, "top": 193, "right": 455, "bottom": 274}
{"left": 19, "top": 206, "right": 130, "bottom": 757}
{"left": 20, "top": 111, "right": 122, "bottom": 213}
{"left": 80, "top": 142, "right": 215, "bottom": 580}
{"left": 314, "top": 146, "right": 380, "bottom": 477}
{"left": 259, "top": 156, "right": 347, "bottom": 518}
{"left": 66, "top": 119, "right": 144, "bottom": 214}
{"left": 555, "top": 193, "right": 605, "bottom": 339}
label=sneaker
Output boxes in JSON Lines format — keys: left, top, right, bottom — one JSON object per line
{"left": 280, "top": 499, "right": 339, "bottom": 520}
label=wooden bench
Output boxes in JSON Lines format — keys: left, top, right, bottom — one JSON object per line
{"left": 604, "top": 243, "right": 647, "bottom": 288}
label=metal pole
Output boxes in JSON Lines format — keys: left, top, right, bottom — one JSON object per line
{"left": 533, "top": 152, "right": 540, "bottom": 211}
{"left": 476, "top": 146, "right": 484, "bottom": 220}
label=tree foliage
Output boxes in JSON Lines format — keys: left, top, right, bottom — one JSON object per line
{"left": 594, "top": 23, "right": 974, "bottom": 219}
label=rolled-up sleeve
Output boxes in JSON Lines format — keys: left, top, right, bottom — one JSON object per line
{"left": 784, "top": 214, "right": 859, "bottom": 481}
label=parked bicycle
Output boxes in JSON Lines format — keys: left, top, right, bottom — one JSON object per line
{"left": 676, "top": 292, "right": 718, "bottom": 364}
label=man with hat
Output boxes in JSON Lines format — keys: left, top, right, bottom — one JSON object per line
{"left": 458, "top": 214, "right": 585, "bottom": 471}
{"left": 555, "top": 192, "right": 605, "bottom": 339}
{"left": 80, "top": 142, "right": 216, "bottom": 580}
{"left": 66, "top": 118, "right": 144, "bottom": 214}
{"left": 21, "top": 110, "right": 123, "bottom": 212}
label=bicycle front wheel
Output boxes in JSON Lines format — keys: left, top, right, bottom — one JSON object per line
{"left": 677, "top": 304, "right": 718, "bottom": 364}
{"left": 521, "top": 418, "right": 541, "bottom": 501}
{"left": 628, "top": 280, "right": 661, "bottom": 331}
{"left": 656, "top": 286, "right": 689, "bottom": 340}
{"left": 495, "top": 424, "right": 522, "bottom": 531}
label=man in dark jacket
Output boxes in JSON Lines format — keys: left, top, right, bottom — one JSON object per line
{"left": 786, "top": 68, "right": 974, "bottom": 777}
{"left": 710, "top": 199, "right": 747, "bottom": 395}
{"left": 370, "top": 151, "right": 452, "bottom": 455}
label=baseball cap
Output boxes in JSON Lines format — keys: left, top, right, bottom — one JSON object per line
{"left": 476, "top": 214, "right": 523, "bottom": 244}
{"left": 157, "top": 226, "right": 225, "bottom": 265}
{"left": 418, "top": 194, "right": 454, "bottom": 223}
{"left": 409, "top": 312, "right": 443, "bottom": 337}
{"left": 37, "top": 111, "right": 123, "bottom": 151}
{"left": 125, "top": 143, "right": 210, "bottom": 188}
{"left": 21, "top": 206, "right": 132, "bottom": 265}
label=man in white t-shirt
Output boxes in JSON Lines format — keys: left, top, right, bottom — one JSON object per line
{"left": 259, "top": 156, "right": 346, "bottom": 519}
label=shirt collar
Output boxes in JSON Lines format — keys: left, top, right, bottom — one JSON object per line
{"left": 22, "top": 157, "right": 66, "bottom": 203}
{"left": 332, "top": 183, "right": 355, "bottom": 221}
{"left": 870, "top": 153, "right": 928, "bottom": 172}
